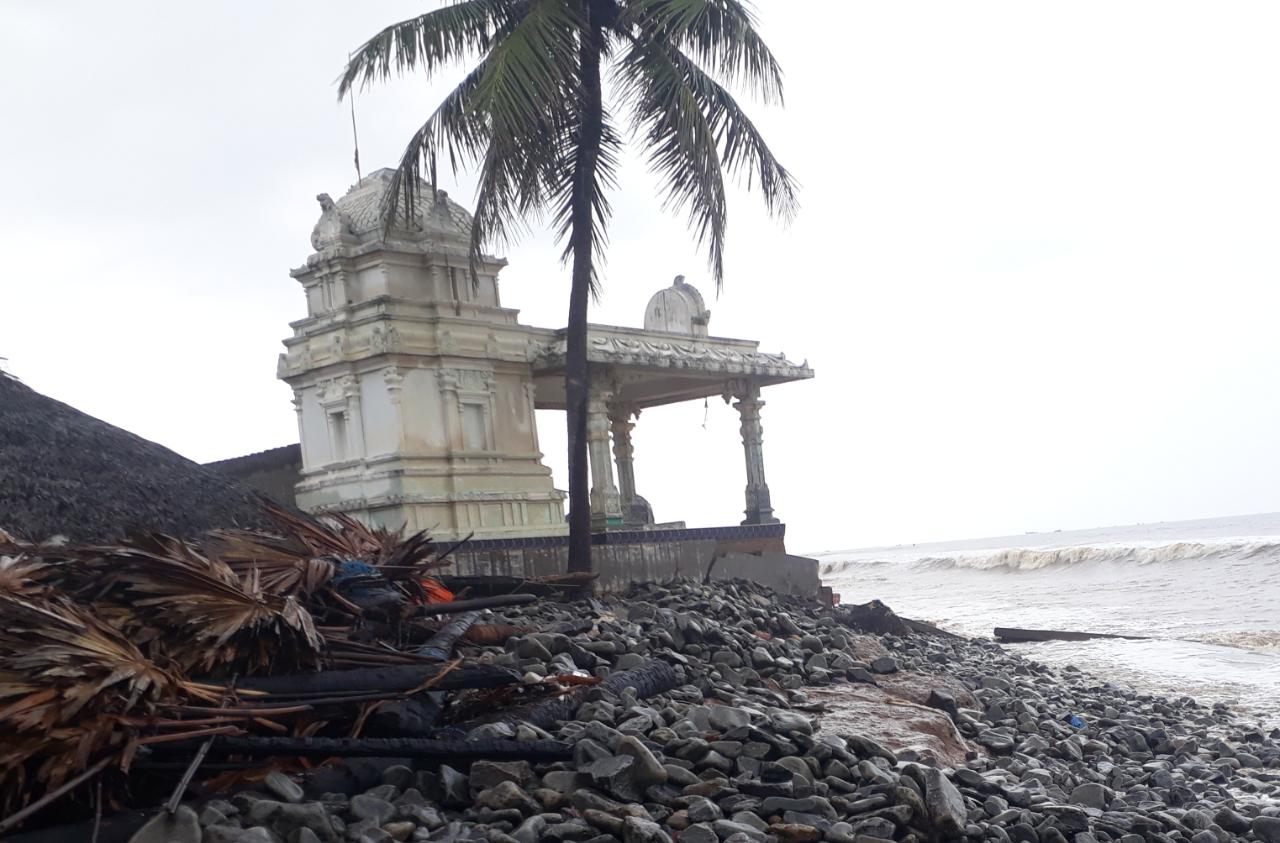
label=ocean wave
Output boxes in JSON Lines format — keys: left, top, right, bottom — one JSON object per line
{"left": 820, "top": 557, "right": 898, "bottom": 575}
{"left": 1188, "top": 630, "right": 1280, "bottom": 655}
{"left": 821, "top": 538, "right": 1280, "bottom": 574}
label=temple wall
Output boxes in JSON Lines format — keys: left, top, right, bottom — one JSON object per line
{"left": 205, "top": 445, "right": 302, "bottom": 506}
{"left": 443, "top": 524, "right": 822, "bottom": 598}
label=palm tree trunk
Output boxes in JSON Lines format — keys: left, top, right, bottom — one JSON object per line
{"left": 565, "top": 12, "right": 606, "bottom": 574}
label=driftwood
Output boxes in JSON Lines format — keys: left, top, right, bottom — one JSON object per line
{"left": 417, "top": 611, "right": 481, "bottom": 660}
{"left": 902, "top": 616, "right": 963, "bottom": 639}
{"left": 472, "top": 660, "right": 679, "bottom": 731}
{"left": 995, "top": 627, "right": 1148, "bottom": 644}
{"left": 0, "top": 757, "right": 115, "bottom": 836}
{"left": 413, "top": 594, "right": 537, "bottom": 615}
{"left": 439, "top": 572, "right": 597, "bottom": 598}
{"left": 231, "top": 662, "right": 520, "bottom": 696}
{"left": 156, "top": 735, "right": 572, "bottom": 762}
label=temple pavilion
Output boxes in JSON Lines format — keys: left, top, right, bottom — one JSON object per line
{"left": 270, "top": 169, "right": 813, "bottom": 542}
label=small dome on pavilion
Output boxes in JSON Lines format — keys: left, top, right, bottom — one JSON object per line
{"left": 311, "top": 168, "right": 474, "bottom": 251}
{"left": 644, "top": 275, "right": 711, "bottom": 336}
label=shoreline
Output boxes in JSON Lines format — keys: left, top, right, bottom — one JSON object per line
{"left": 55, "top": 577, "right": 1279, "bottom": 843}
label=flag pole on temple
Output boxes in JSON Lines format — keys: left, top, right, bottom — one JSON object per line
{"left": 349, "top": 53, "right": 362, "bottom": 182}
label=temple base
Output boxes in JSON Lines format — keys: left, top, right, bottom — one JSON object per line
{"left": 443, "top": 522, "right": 822, "bottom": 599}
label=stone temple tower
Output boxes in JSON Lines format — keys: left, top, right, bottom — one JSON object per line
{"left": 277, "top": 169, "right": 565, "bottom": 539}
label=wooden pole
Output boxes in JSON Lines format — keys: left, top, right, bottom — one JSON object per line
{"left": 0, "top": 755, "right": 114, "bottom": 835}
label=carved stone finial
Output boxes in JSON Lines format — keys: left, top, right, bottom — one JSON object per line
{"left": 311, "top": 193, "right": 354, "bottom": 250}
{"left": 645, "top": 275, "right": 709, "bottom": 337}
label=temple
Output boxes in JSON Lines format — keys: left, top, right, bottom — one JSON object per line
{"left": 256, "top": 169, "right": 815, "bottom": 582}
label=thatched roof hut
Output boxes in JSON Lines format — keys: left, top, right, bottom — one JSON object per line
{"left": 0, "top": 373, "right": 273, "bottom": 542}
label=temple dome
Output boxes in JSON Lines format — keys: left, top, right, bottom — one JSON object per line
{"left": 644, "top": 275, "right": 710, "bottom": 336}
{"left": 311, "top": 168, "right": 474, "bottom": 251}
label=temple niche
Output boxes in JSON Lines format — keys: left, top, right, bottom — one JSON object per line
{"left": 278, "top": 169, "right": 812, "bottom": 540}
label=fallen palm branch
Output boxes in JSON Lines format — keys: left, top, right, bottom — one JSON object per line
{"left": 0, "top": 505, "right": 605, "bottom": 833}
{"left": 228, "top": 661, "right": 521, "bottom": 696}
{"left": 0, "top": 592, "right": 195, "bottom": 817}
{"left": 84, "top": 534, "right": 326, "bottom": 676}
{"left": 467, "top": 660, "right": 679, "bottom": 731}
{"left": 152, "top": 734, "right": 573, "bottom": 762}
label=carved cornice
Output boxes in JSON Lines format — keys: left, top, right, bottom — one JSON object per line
{"left": 534, "top": 335, "right": 812, "bottom": 380}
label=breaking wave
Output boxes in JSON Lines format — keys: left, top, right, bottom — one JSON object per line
{"left": 820, "top": 537, "right": 1280, "bottom": 575}
{"left": 1189, "top": 630, "right": 1280, "bottom": 655}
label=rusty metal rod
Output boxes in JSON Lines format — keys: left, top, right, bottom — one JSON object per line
{"left": 0, "top": 755, "right": 114, "bottom": 834}
{"left": 417, "top": 611, "right": 481, "bottom": 660}
{"left": 155, "top": 735, "right": 572, "bottom": 762}
{"left": 412, "top": 594, "right": 536, "bottom": 615}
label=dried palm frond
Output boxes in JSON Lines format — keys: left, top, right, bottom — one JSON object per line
{"left": 0, "top": 526, "right": 22, "bottom": 551}
{"left": 0, "top": 552, "right": 58, "bottom": 597}
{"left": 0, "top": 592, "right": 186, "bottom": 814}
{"left": 379, "top": 530, "right": 448, "bottom": 576}
{"left": 88, "top": 534, "right": 324, "bottom": 676}
{"left": 204, "top": 527, "right": 337, "bottom": 598}
{"left": 262, "top": 501, "right": 395, "bottom": 562}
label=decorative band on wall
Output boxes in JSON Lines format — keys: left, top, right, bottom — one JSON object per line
{"left": 456, "top": 522, "right": 786, "bottom": 551}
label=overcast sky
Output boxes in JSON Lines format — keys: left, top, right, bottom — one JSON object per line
{"left": 3, "top": 1, "right": 1279, "bottom": 552}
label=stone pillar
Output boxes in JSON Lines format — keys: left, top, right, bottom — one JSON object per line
{"left": 438, "top": 369, "right": 463, "bottom": 451}
{"left": 610, "top": 406, "right": 637, "bottom": 504}
{"left": 588, "top": 389, "right": 623, "bottom": 530}
{"left": 342, "top": 375, "right": 366, "bottom": 461}
{"left": 383, "top": 367, "right": 405, "bottom": 453}
{"left": 610, "top": 403, "right": 655, "bottom": 526}
{"left": 734, "top": 383, "right": 778, "bottom": 525}
{"left": 291, "top": 391, "right": 311, "bottom": 470}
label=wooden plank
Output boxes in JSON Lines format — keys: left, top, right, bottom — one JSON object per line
{"left": 994, "top": 627, "right": 1148, "bottom": 643}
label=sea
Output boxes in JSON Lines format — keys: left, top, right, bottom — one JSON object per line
{"left": 815, "top": 512, "right": 1280, "bottom": 726}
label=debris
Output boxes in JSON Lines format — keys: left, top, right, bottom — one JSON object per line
{"left": 471, "top": 661, "right": 679, "bottom": 731}
{"left": 154, "top": 735, "right": 573, "bottom": 762}
{"left": 994, "top": 626, "right": 1149, "bottom": 643}
{"left": 230, "top": 661, "right": 520, "bottom": 695}
{"left": 0, "top": 505, "right": 546, "bottom": 831}
{"left": 416, "top": 611, "right": 482, "bottom": 660}
{"left": 413, "top": 594, "right": 538, "bottom": 615}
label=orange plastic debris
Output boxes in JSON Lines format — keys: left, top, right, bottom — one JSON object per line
{"left": 418, "top": 577, "right": 454, "bottom": 603}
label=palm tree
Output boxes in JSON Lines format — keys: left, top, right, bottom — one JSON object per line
{"left": 339, "top": 0, "right": 797, "bottom": 573}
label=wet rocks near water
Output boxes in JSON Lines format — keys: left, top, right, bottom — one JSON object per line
{"left": 160, "top": 577, "right": 1279, "bottom": 843}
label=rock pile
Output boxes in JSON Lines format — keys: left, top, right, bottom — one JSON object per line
{"left": 176, "top": 578, "right": 1280, "bottom": 843}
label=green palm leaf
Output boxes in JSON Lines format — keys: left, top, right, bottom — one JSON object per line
{"left": 616, "top": 35, "right": 796, "bottom": 285}
{"left": 337, "top": 0, "right": 512, "bottom": 97}
{"left": 618, "top": 0, "right": 784, "bottom": 102}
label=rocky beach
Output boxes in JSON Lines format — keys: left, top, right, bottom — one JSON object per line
{"left": 131, "top": 578, "right": 1280, "bottom": 843}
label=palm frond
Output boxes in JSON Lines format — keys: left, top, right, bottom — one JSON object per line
{"left": 382, "top": 61, "right": 493, "bottom": 247}
{"left": 0, "top": 552, "right": 56, "bottom": 597}
{"left": 468, "top": 106, "right": 573, "bottom": 275}
{"left": 88, "top": 535, "right": 324, "bottom": 676}
{"left": 0, "top": 592, "right": 184, "bottom": 813}
{"left": 550, "top": 113, "right": 624, "bottom": 294}
{"left": 472, "top": 0, "right": 583, "bottom": 132}
{"left": 617, "top": 0, "right": 784, "bottom": 103}
{"left": 203, "top": 526, "right": 336, "bottom": 598}
{"left": 337, "top": 0, "right": 512, "bottom": 98}
{"left": 380, "top": 0, "right": 584, "bottom": 282}
{"left": 615, "top": 37, "right": 796, "bottom": 286}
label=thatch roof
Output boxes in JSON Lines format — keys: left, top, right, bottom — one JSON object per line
{"left": 0, "top": 374, "right": 273, "bottom": 542}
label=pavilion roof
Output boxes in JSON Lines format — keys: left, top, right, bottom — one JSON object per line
{"left": 530, "top": 324, "right": 812, "bottom": 410}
